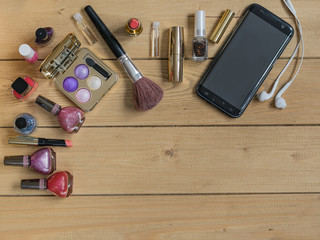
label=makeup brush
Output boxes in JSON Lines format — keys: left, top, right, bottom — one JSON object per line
{"left": 84, "top": 5, "right": 163, "bottom": 111}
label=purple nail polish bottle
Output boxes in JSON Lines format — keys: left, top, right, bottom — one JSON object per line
{"left": 35, "top": 27, "right": 54, "bottom": 45}
{"left": 4, "top": 147, "right": 56, "bottom": 175}
{"left": 35, "top": 95, "right": 85, "bottom": 134}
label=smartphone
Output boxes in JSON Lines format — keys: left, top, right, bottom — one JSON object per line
{"left": 196, "top": 4, "right": 294, "bottom": 117}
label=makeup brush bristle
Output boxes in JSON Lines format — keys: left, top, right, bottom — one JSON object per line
{"left": 133, "top": 77, "right": 163, "bottom": 111}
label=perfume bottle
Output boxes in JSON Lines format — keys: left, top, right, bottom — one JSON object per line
{"left": 14, "top": 113, "right": 37, "bottom": 136}
{"left": 192, "top": 10, "right": 208, "bottom": 62}
{"left": 35, "top": 27, "right": 54, "bottom": 45}
{"left": 19, "top": 44, "right": 38, "bottom": 64}
{"left": 73, "top": 12, "right": 97, "bottom": 45}
{"left": 151, "top": 22, "right": 160, "bottom": 57}
{"left": 35, "top": 95, "right": 85, "bottom": 134}
{"left": 4, "top": 147, "right": 56, "bottom": 175}
{"left": 21, "top": 171, "right": 73, "bottom": 198}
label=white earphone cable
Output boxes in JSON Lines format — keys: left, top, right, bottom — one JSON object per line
{"left": 256, "top": 0, "right": 303, "bottom": 108}
{"left": 275, "top": 0, "right": 304, "bottom": 108}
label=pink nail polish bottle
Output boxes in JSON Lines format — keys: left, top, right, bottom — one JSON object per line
{"left": 35, "top": 95, "right": 85, "bottom": 134}
{"left": 4, "top": 147, "right": 56, "bottom": 175}
{"left": 19, "top": 44, "right": 38, "bottom": 64}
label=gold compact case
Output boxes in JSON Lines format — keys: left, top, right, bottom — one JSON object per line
{"left": 39, "top": 33, "right": 118, "bottom": 112}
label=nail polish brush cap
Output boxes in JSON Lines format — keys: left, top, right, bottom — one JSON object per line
{"left": 19, "top": 44, "right": 35, "bottom": 60}
{"left": 11, "top": 77, "right": 29, "bottom": 94}
{"left": 35, "top": 28, "right": 48, "bottom": 40}
{"left": 15, "top": 117, "right": 27, "bottom": 129}
{"left": 4, "top": 155, "right": 30, "bottom": 167}
{"left": 194, "top": 10, "right": 206, "bottom": 37}
{"left": 35, "top": 95, "right": 61, "bottom": 116}
{"left": 21, "top": 179, "right": 46, "bottom": 189}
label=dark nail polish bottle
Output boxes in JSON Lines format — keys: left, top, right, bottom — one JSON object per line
{"left": 14, "top": 113, "right": 37, "bottom": 136}
{"left": 4, "top": 147, "right": 56, "bottom": 175}
{"left": 35, "top": 95, "right": 85, "bottom": 134}
{"left": 35, "top": 27, "right": 54, "bottom": 45}
{"left": 21, "top": 171, "right": 73, "bottom": 198}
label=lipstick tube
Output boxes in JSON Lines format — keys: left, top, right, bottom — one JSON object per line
{"left": 168, "top": 26, "right": 184, "bottom": 82}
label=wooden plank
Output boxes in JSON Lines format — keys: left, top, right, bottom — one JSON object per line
{"left": 0, "top": 59, "right": 319, "bottom": 127}
{"left": 0, "top": 195, "right": 319, "bottom": 240}
{"left": 1, "top": 126, "right": 319, "bottom": 195}
{"left": 0, "top": 0, "right": 317, "bottom": 59}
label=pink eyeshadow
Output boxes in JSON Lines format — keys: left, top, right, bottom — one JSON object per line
{"left": 75, "top": 88, "right": 91, "bottom": 103}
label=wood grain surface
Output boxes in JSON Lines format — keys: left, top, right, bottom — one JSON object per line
{"left": 0, "top": 0, "right": 319, "bottom": 239}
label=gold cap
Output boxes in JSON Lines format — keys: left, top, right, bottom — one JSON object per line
{"left": 209, "top": 9, "right": 235, "bottom": 43}
{"left": 8, "top": 136, "right": 38, "bottom": 146}
{"left": 168, "top": 26, "right": 184, "bottom": 82}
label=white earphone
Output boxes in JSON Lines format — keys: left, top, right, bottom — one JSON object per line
{"left": 256, "top": 0, "right": 304, "bottom": 109}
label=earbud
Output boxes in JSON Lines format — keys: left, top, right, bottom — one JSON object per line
{"left": 256, "top": 91, "right": 269, "bottom": 101}
{"left": 275, "top": 97, "right": 287, "bottom": 109}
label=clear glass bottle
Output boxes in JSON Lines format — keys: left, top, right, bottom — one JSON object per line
{"left": 192, "top": 10, "right": 208, "bottom": 62}
{"left": 151, "top": 22, "right": 160, "bottom": 57}
{"left": 73, "top": 12, "right": 97, "bottom": 45}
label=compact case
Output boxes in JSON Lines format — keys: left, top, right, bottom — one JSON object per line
{"left": 39, "top": 33, "right": 118, "bottom": 112}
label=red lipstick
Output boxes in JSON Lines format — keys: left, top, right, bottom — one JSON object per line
{"left": 21, "top": 171, "right": 73, "bottom": 198}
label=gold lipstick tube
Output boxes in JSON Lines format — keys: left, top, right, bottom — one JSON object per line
{"left": 168, "top": 26, "right": 184, "bottom": 82}
{"left": 209, "top": 9, "right": 235, "bottom": 44}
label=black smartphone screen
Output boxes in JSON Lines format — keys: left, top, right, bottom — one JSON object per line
{"left": 197, "top": 4, "right": 293, "bottom": 117}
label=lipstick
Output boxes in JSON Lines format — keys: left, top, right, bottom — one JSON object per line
{"left": 8, "top": 136, "right": 72, "bottom": 147}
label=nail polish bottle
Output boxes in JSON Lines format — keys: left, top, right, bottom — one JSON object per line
{"left": 21, "top": 171, "right": 73, "bottom": 198}
{"left": 35, "top": 27, "right": 54, "bottom": 45}
{"left": 14, "top": 113, "right": 37, "bottom": 136}
{"left": 11, "top": 76, "right": 38, "bottom": 101}
{"left": 4, "top": 147, "right": 56, "bottom": 175}
{"left": 192, "top": 10, "right": 208, "bottom": 62}
{"left": 35, "top": 95, "right": 85, "bottom": 134}
{"left": 19, "top": 44, "right": 38, "bottom": 63}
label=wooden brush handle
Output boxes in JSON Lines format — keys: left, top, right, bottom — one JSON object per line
{"left": 85, "top": 5, "right": 126, "bottom": 58}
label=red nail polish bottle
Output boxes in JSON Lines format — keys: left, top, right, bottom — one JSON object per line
{"left": 21, "top": 171, "right": 73, "bottom": 198}
{"left": 35, "top": 95, "right": 85, "bottom": 134}
{"left": 11, "top": 76, "right": 38, "bottom": 101}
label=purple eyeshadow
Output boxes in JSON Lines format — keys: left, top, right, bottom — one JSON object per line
{"left": 74, "top": 64, "right": 89, "bottom": 79}
{"left": 63, "top": 77, "right": 78, "bottom": 92}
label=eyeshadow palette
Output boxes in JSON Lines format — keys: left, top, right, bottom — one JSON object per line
{"left": 39, "top": 33, "right": 118, "bottom": 112}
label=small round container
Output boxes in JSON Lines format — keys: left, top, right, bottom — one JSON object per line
{"left": 14, "top": 113, "right": 37, "bottom": 136}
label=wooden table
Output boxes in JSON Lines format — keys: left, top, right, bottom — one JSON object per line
{"left": 1, "top": 0, "right": 319, "bottom": 239}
